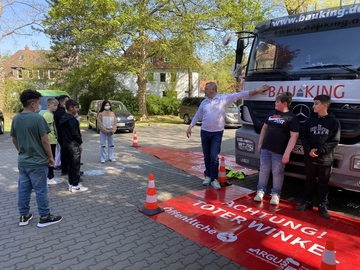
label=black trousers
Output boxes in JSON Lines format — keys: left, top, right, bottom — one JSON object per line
{"left": 303, "top": 163, "right": 331, "bottom": 205}
{"left": 63, "top": 144, "right": 81, "bottom": 186}
{"left": 47, "top": 144, "right": 57, "bottom": 179}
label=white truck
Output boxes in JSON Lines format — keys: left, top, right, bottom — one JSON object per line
{"left": 232, "top": 4, "right": 360, "bottom": 192}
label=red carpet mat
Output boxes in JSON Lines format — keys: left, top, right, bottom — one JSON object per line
{"left": 151, "top": 185, "right": 360, "bottom": 270}
{"left": 138, "top": 146, "right": 258, "bottom": 180}
{"left": 139, "top": 147, "right": 360, "bottom": 269}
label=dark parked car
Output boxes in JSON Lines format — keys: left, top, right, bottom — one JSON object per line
{"left": 87, "top": 100, "right": 135, "bottom": 133}
{"left": 0, "top": 109, "right": 4, "bottom": 135}
{"left": 179, "top": 97, "right": 241, "bottom": 128}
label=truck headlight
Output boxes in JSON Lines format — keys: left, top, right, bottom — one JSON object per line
{"left": 236, "top": 137, "right": 255, "bottom": 153}
{"left": 351, "top": 156, "right": 360, "bottom": 171}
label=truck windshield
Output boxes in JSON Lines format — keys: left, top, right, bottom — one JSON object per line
{"left": 247, "top": 24, "right": 360, "bottom": 79}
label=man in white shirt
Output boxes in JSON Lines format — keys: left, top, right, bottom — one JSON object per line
{"left": 186, "top": 82, "right": 269, "bottom": 189}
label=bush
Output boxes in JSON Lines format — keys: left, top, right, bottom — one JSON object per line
{"left": 146, "top": 94, "right": 180, "bottom": 116}
{"left": 77, "top": 88, "right": 180, "bottom": 117}
{"left": 111, "top": 90, "right": 139, "bottom": 115}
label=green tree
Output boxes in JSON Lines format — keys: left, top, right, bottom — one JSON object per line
{"left": 43, "top": 0, "right": 270, "bottom": 120}
{"left": 43, "top": 0, "right": 208, "bottom": 120}
{"left": 0, "top": 0, "right": 47, "bottom": 111}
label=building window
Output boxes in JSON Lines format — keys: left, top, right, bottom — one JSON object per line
{"left": 28, "top": 70, "right": 33, "bottom": 79}
{"left": 38, "top": 70, "right": 44, "bottom": 79}
{"left": 17, "top": 69, "right": 23, "bottom": 79}
{"left": 48, "top": 70, "right": 55, "bottom": 79}
{"left": 19, "top": 55, "right": 24, "bottom": 61}
{"left": 160, "top": 73, "right": 166, "bottom": 82}
{"left": 146, "top": 72, "right": 154, "bottom": 82}
{"left": 163, "top": 58, "right": 168, "bottom": 62}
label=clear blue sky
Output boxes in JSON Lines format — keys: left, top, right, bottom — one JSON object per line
{"left": 0, "top": 0, "right": 51, "bottom": 55}
{"left": 0, "top": 27, "right": 51, "bottom": 55}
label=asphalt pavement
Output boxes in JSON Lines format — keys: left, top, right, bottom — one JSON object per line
{"left": 0, "top": 123, "right": 359, "bottom": 270}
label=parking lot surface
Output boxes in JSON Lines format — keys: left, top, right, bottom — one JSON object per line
{"left": 0, "top": 124, "right": 359, "bottom": 269}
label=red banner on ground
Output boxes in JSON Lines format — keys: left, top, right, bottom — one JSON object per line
{"left": 150, "top": 185, "right": 360, "bottom": 270}
{"left": 138, "top": 146, "right": 258, "bottom": 179}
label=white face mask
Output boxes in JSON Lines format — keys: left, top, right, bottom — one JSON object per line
{"left": 104, "top": 106, "right": 111, "bottom": 111}
{"left": 35, "top": 104, "right": 42, "bottom": 113}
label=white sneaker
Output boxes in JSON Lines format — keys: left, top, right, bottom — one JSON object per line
{"left": 254, "top": 191, "right": 264, "bottom": 202}
{"left": 109, "top": 158, "right": 116, "bottom": 162}
{"left": 203, "top": 177, "right": 211, "bottom": 186}
{"left": 270, "top": 194, "right": 280, "bottom": 205}
{"left": 53, "top": 177, "right": 63, "bottom": 184}
{"left": 71, "top": 184, "right": 89, "bottom": 192}
{"left": 211, "top": 179, "right": 221, "bottom": 190}
{"left": 68, "top": 185, "right": 72, "bottom": 191}
{"left": 47, "top": 178, "right": 57, "bottom": 185}
{"left": 101, "top": 160, "right": 105, "bottom": 163}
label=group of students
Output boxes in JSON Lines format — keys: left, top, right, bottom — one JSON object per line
{"left": 253, "top": 92, "right": 340, "bottom": 220}
{"left": 41, "top": 95, "right": 88, "bottom": 193}
{"left": 11, "top": 89, "right": 118, "bottom": 228}
{"left": 188, "top": 82, "right": 340, "bottom": 220}
{"left": 11, "top": 85, "right": 339, "bottom": 228}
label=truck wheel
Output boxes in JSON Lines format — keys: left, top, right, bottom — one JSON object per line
{"left": 183, "top": 114, "right": 191, "bottom": 124}
{"left": 96, "top": 121, "right": 100, "bottom": 134}
{"left": 0, "top": 119, "right": 4, "bottom": 134}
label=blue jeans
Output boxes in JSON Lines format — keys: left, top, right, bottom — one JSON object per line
{"left": 100, "top": 131, "right": 115, "bottom": 161}
{"left": 201, "top": 130, "right": 223, "bottom": 182}
{"left": 18, "top": 165, "right": 50, "bottom": 217}
{"left": 257, "top": 149, "right": 285, "bottom": 195}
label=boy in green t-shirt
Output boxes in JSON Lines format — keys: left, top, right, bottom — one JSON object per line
{"left": 43, "top": 98, "right": 63, "bottom": 185}
{"left": 11, "top": 89, "right": 62, "bottom": 227}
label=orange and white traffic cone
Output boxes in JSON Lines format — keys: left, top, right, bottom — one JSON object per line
{"left": 132, "top": 131, "right": 138, "bottom": 147}
{"left": 320, "top": 239, "right": 337, "bottom": 270}
{"left": 139, "top": 174, "right": 164, "bottom": 216}
{"left": 218, "top": 156, "right": 231, "bottom": 187}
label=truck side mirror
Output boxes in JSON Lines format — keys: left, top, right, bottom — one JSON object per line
{"left": 235, "top": 38, "right": 244, "bottom": 65}
{"left": 233, "top": 39, "right": 244, "bottom": 78}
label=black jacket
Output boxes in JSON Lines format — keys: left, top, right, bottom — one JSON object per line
{"left": 301, "top": 112, "right": 340, "bottom": 166}
{"left": 59, "top": 113, "right": 82, "bottom": 148}
{"left": 54, "top": 106, "right": 66, "bottom": 143}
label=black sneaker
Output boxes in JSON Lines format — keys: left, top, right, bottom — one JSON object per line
{"left": 318, "top": 204, "right": 330, "bottom": 219}
{"left": 19, "top": 213, "right": 33, "bottom": 226}
{"left": 295, "top": 201, "right": 313, "bottom": 211}
{"left": 37, "top": 214, "right": 63, "bottom": 228}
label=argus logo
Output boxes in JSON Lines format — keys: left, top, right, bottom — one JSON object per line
{"left": 247, "top": 247, "right": 305, "bottom": 269}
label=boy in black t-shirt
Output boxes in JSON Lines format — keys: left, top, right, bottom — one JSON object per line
{"left": 254, "top": 92, "right": 300, "bottom": 205}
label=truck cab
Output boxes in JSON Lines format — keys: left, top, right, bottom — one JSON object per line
{"left": 233, "top": 4, "right": 360, "bottom": 192}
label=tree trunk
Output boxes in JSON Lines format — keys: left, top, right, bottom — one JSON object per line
{"left": 0, "top": 58, "right": 5, "bottom": 110}
{"left": 137, "top": 36, "right": 149, "bottom": 121}
{"left": 188, "top": 68, "right": 193, "bottom": 97}
{"left": 137, "top": 72, "right": 149, "bottom": 121}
